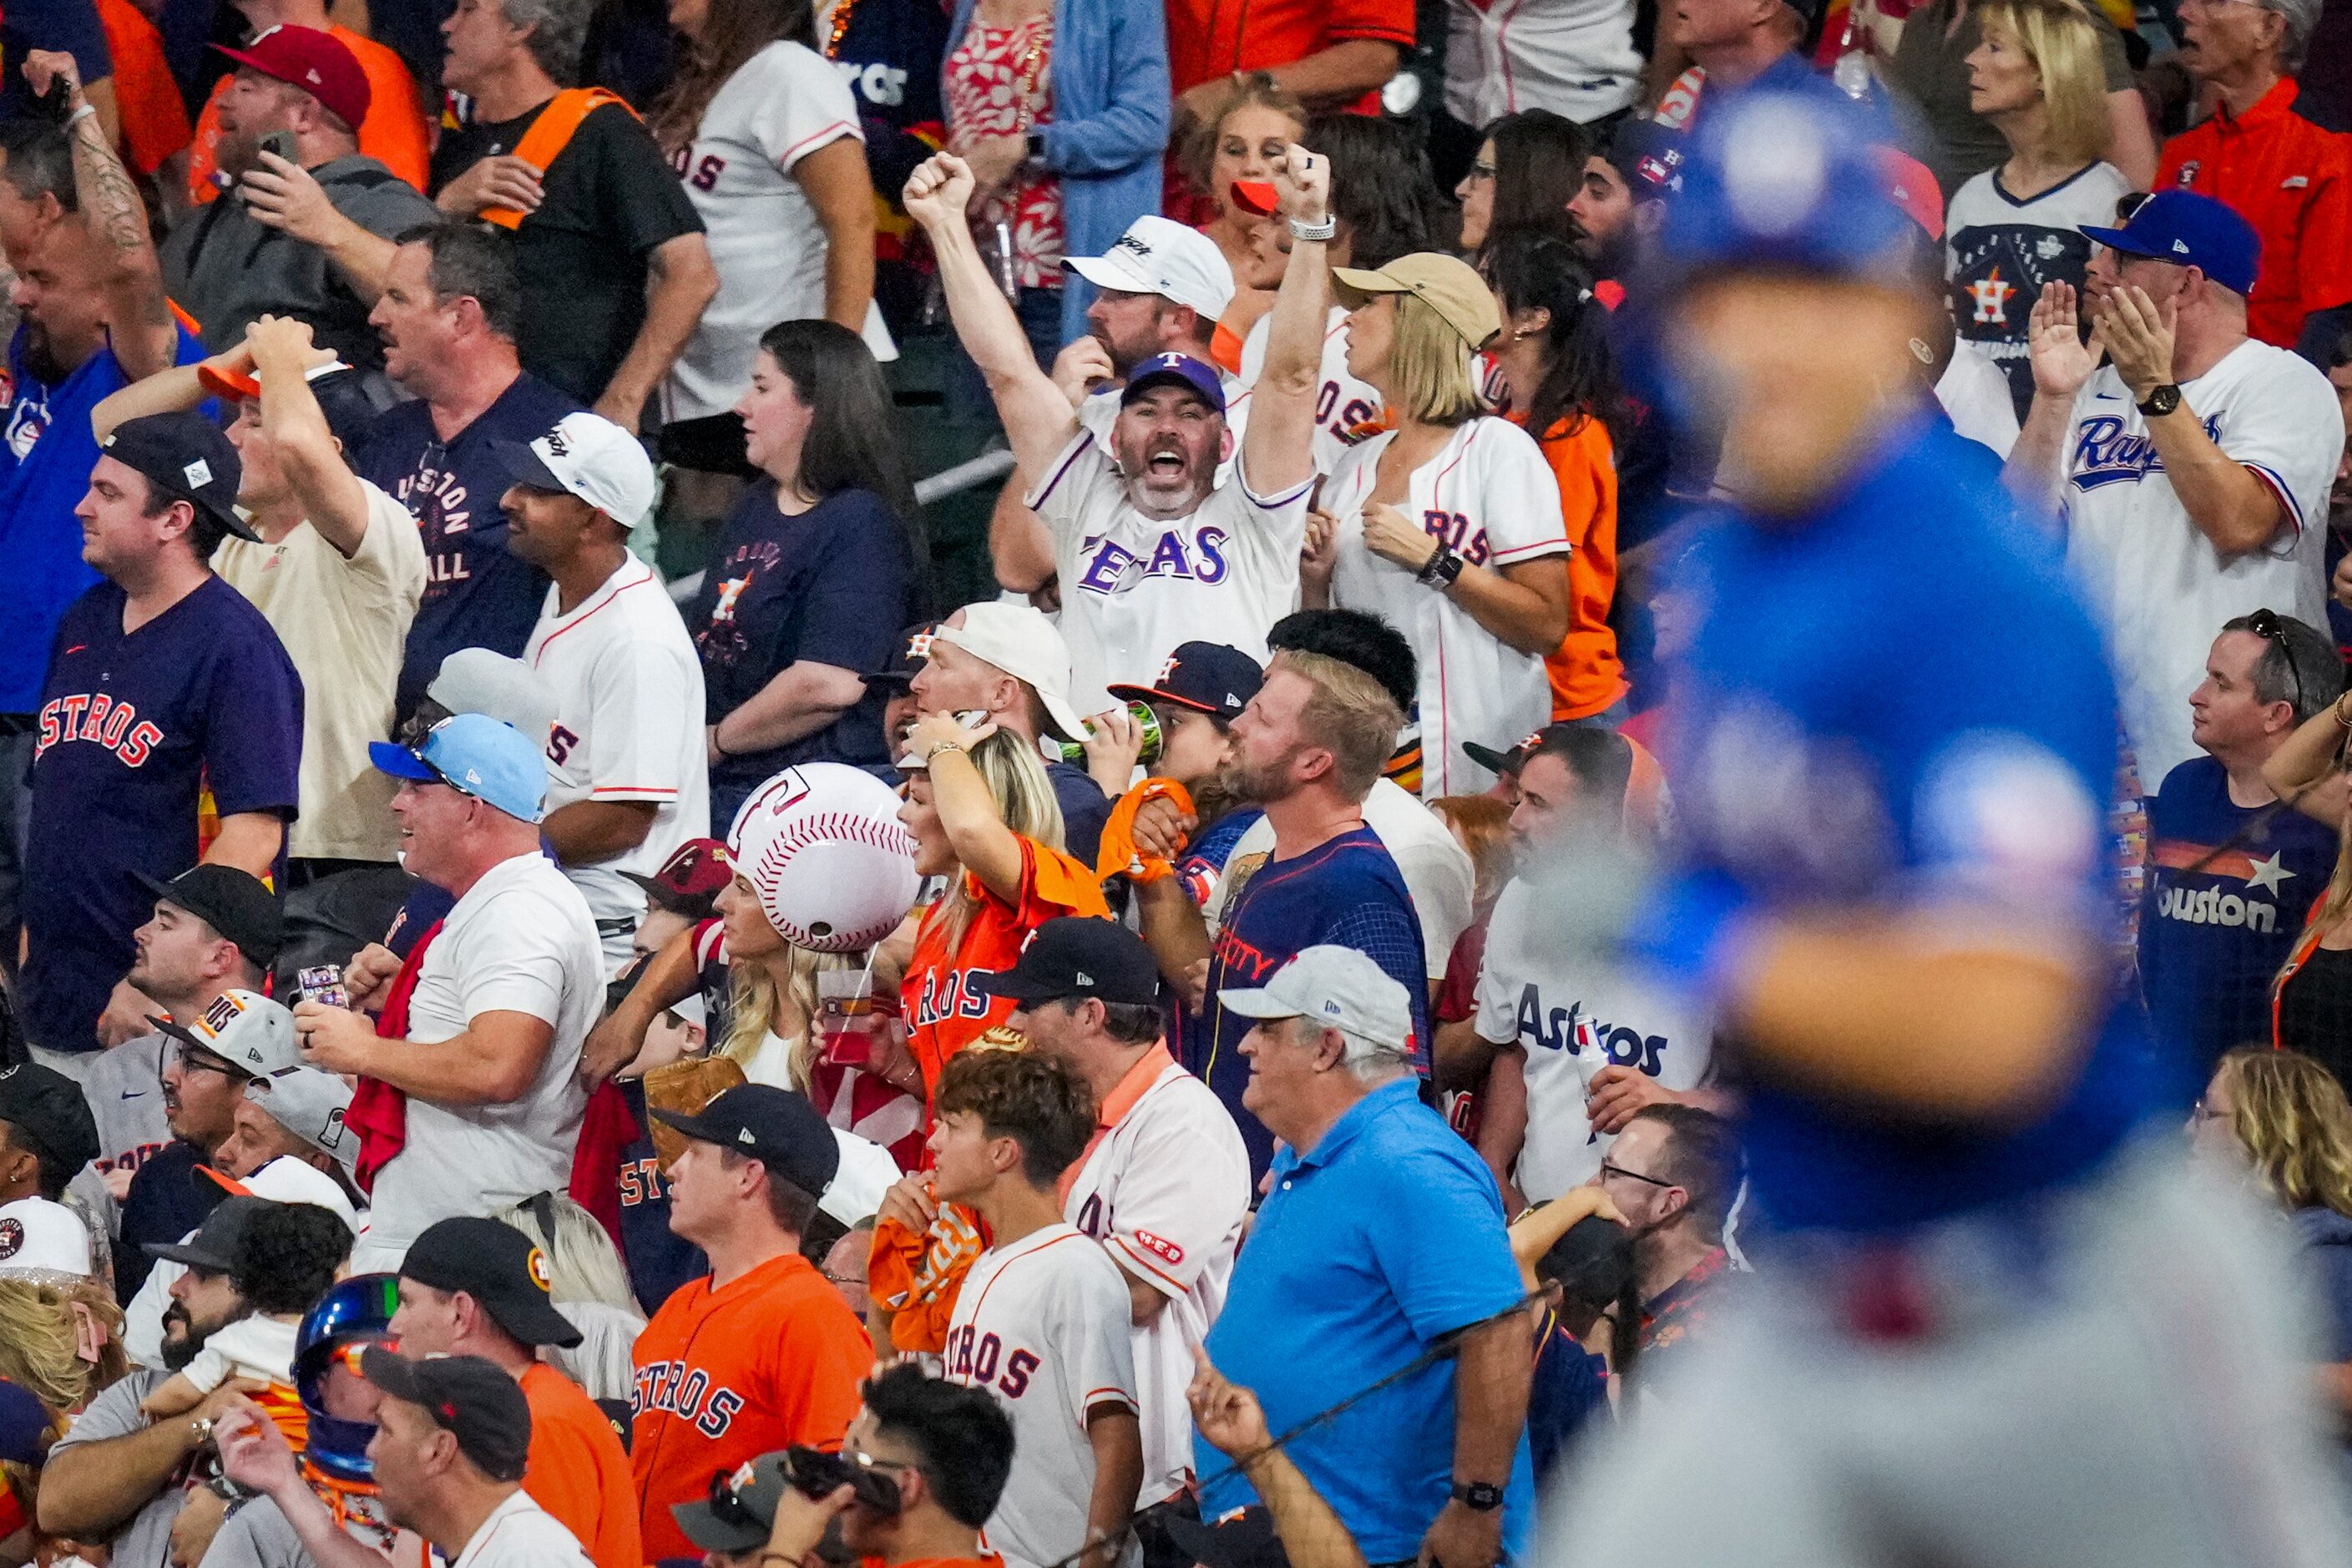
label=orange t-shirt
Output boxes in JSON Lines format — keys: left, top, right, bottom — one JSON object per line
{"left": 631, "top": 1252, "right": 872, "bottom": 1563}
{"left": 95, "top": 0, "right": 192, "bottom": 176}
{"left": 519, "top": 1363, "right": 643, "bottom": 1568}
{"left": 1513, "top": 410, "right": 1626, "bottom": 721}
{"left": 903, "top": 836, "right": 1110, "bottom": 1095}
{"left": 186, "top": 25, "right": 431, "bottom": 203}
{"left": 1165, "top": 0, "right": 1415, "bottom": 107}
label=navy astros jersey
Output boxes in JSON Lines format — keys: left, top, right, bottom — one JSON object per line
{"left": 21, "top": 578, "right": 302, "bottom": 1055}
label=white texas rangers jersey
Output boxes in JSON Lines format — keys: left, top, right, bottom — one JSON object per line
{"left": 2061, "top": 340, "right": 2342, "bottom": 788}
{"left": 1443, "top": 0, "right": 1645, "bottom": 129}
{"left": 1062, "top": 1052, "right": 1251, "bottom": 1506}
{"left": 1025, "top": 438, "right": 1313, "bottom": 711}
{"left": 943, "top": 1225, "right": 1141, "bottom": 1568}
{"left": 1325, "top": 417, "right": 1569, "bottom": 797}
{"left": 1474, "top": 873, "right": 1712, "bottom": 1200}
{"left": 1237, "top": 306, "right": 1384, "bottom": 477}
{"left": 525, "top": 554, "right": 711, "bottom": 969}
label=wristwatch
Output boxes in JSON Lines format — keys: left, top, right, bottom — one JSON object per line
{"left": 1417, "top": 546, "right": 1464, "bottom": 589}
{"left": 1450, "top": 1480, "right": 1505, "bottom": 1512}
{"left": 2137, "top": 383, "right": 2182, "bottom": 417}
{"left": 1288, "top": 213, "right": 1338, "bottom": 242}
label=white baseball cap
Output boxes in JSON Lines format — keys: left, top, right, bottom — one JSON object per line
{"left": 822, "top": 1127, "right": 899, "bottom": 1229}
{"left": 928, "top": 602, "right": 1090, "bottom": 742}
{"left": 157, "top": 989, "right": 299, "bottom": 1077}
{"left": 246, "top": 1067, "right": 358, "bottom": 1177}
{"left": 491, "top": 411, "right": 658, "bottom": 529}
{"left": 1217, "top": 944, "right": 1414, "bottom": 1054}
{"left": 217, "top": 1151, "right": 358, "bottom": 1231}
{"left": 0, "top": 1196, "right": 94, "bottom": 1279}
{"left": 1064, "top": 216, "right": 1236, "bottom": 325}
{"left": 427, "top": 648, "right": 559, "bottom": 743}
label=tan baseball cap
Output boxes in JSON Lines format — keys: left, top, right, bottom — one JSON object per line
{"left": 1331, "top": 253, "right": 1503, "bottom": 352}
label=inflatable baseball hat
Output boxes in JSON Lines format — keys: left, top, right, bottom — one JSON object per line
{"left": 727, "top": 764, "right": 919, "bottom": 953}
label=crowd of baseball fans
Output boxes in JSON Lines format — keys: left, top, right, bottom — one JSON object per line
{"left": 0, "top": 0, "right": 2339, "bottom": 1564}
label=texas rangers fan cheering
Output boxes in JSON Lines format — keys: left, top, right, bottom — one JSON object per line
{"left": 900, "top": 143, "right": 1329, "bottom": 708}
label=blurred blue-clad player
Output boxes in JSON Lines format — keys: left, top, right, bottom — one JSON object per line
{"left": 1545, "top": 90, "right": 2352, "bottom": 1565}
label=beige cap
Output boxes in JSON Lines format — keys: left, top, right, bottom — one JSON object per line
{"left": 1331, "top": 253, "right": 1503, "bottom": 352}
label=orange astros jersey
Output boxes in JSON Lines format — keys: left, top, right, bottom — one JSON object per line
{"left": 631, "top": 1251, "right": 872, "bottom": 1560}
{"left": 904, "top": 836, "right": 1108, "bottom": 1096}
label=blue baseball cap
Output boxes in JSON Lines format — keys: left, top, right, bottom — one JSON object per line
{"left": 1657, "top": 89, "right": 1916, "bottom": 286}
{"left": 368, "top": 711, "right": 547, "bottom": 824}
{"left": 1120, "top": 352, "right": 1227, "bottom": 416}
{"left": 2081, "top": 190, "right": 2259, "bottom": 297}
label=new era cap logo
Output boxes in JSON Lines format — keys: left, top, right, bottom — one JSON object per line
{"left": 184, "top": 459, "right": 212, "bottom": 489}
{"left": 1075, "top": 971, "right": 1094, "bottom": 986}
{"left": 305, "top": 68, "right": 322, "bottom": 85}
{"left": 737, "top": 1127, "right": 756, "bottom": 1145}
{"left": 2172, "top": 239, "right": 2190, "bottom": 254}
{"left": 1322, "top": 1000, "right": 1343, "bottom": 1015}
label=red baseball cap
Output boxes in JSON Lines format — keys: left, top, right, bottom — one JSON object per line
{"left": 214, "top": 25, "right": 371, "bottom": 134}
{"left": 1874, "top": 147, "right": 1944, "bottom": 244}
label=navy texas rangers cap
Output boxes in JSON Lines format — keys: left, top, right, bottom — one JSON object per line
{"left": 650, "top": 1085, "right": 839, "bottom": 1200}
{"left": 358, "top": 1348, "right": 532, "bottom": 1481}
{"left": 1106, "top": 641, "right": 1264, "bottom": 725}
{"left": 974, "top": 916, "right": 1162, "bottom": 1008}
{"left": 399, "top": 1216, "right": 583, "bottom": 1348}
{"left": 2081, "top": 190, "right": 2259, "bottom": 298}
{"left": 100, "top": 412, "right": 255, "bottom": 540}
{"left": 1120, "top": 352, "right": 1227, "bottom": 415}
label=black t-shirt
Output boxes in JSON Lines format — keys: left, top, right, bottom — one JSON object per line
{"left": 116, "top": 1140, "right": 224, "bottom": 1304}
{"left": 2282, "top": 944, "right": 2352, "bottom": 1091}
{"left": 688, "top": 484, "right": 914, "bottom": 786}
{"left": 430, "top": 101, "right": 704, "bottom": 405}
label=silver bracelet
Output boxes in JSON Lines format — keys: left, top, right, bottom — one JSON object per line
{"left": 1287, "top": 214, "right": 1337, "bottom": 242}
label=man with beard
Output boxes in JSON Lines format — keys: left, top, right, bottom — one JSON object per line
{"left": 1130, "top": 645, "right": 1429, "bottom": 1178}
{"left": 159, "top": 26, "right": 438, "bottom": 377}
{"left": 903, "top": 147, "right": 1325, "bottom": 711}
{"left": 37, "top": 1196, "right": 271, "bottom": 1565}
{"left": 1565, "top": 119, "right": 1683, "bottom": 293}
{"left": 0, "top": 56, "right": 202, "bottom": 975}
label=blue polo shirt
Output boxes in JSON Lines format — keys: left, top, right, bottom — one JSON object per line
{"left": 1198, "top": 1079, "right": 1532, "bottom": 1562}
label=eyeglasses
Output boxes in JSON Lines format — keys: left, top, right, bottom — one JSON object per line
{"left": 2243, "top": 608, "right": 2304, "bottom": 716}
{"left": 160, "top": 1036, "right": 243, "bottom": 1080}
{"left": 1596, "top": 1159, "right": 1675, "bottom": 1190}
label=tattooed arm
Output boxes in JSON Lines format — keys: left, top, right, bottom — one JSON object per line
{"left": 23, "top": 50, "right": 177, "bottom": 382}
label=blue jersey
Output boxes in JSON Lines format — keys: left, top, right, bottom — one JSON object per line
{"left": 1198, "top": 826, "right": 1429, "bottom": 1178}
{"left": 359, "top": 372, "right": 579, "bottom": 721}
{"left": 1660, "top": 418, "right": 2152, "bottom": 1232}
{"left": 2138, "top": 756, "right": 2334, "bottom": 1086}
{"left": 23, "top": 578, "right": 303, "bottom": 1055}
{"left": 0, "top": 325, "right": 207, "bottom": 713}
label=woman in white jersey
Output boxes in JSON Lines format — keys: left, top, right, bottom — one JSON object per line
{"left": 1302, "top": 253, "right": 1571, "bottom": 797}
{"left": 650, "top": 0, "right": 878, "bottom": 485}
{"left": 1945, "top": 0, "right": 2130, "bottom": 418}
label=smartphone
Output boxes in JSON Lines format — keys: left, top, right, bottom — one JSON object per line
{"left": 783, "top": 1445, "right": 902, "bottom": 1515}
{"left": 259, "top": 129, "right": 297, "bottom": 164}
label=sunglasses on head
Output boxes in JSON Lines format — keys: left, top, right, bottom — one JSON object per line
{"left": 2243, "top": 608, "right": 2304, "bottom": 716}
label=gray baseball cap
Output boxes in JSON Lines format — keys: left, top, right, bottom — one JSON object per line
{"left": 1216, "top": 944, "right": 1413, "bottom": 1053}
{"left": 427, "top": 648, "right": 559, "bottom": 746}
{"left": 246, "top": 1067, "right": 357, "bottom": 1174}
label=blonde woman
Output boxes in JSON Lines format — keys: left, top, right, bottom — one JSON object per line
{"left": 896, "top": 712, "right": 1109, "bottom": 1099}
{"left": 494, "top": 1192, "right": 645, "bottom": 1404}
{"left": 0, "top": 1277, "right": 126, "bottom": 1419}
{"left": 1301, "top": 253, "right": 1572, "bottom": 797}
{"left": 1183, "top": 75, "right": 1308, "bottom": 357}
{"left": 1945, "top": 0, "right": 2131, "bottom": 418}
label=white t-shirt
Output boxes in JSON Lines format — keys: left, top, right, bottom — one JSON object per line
{"left": 943, "top": 1224, "right": 1141, "bottom": 1568}
{"left": 1324, "top": 418, "right": 1569, "bottom": 797}
{"left": 2061, "top": 340, "right": 2344, "bottom": 787}
{"left": 181, "top": 1314, "right": 301, "bottom": 1393}
{"left": 1444, "top": 0, "right": 1644, "bottom": 128}
{"left": 356, "top": 852, "right": 603, "bottom": 1270}
{"left": 1935, "top": 343, "right": 2021, "bottom": 460}
{"left": 1237, "top": 306, "right": 1383, "bottom": 478}
{"left": 1473, "top": 874, "right": 1712, "bottom": 1200}
{"left": 524, "top": 554, "right": 711, "bottom": 969}
{"left": 1024, "top": 436, "right": 1313, "bottom": 712}
{"left": 662, "top": 42, "right": 870, "bottom": 422}
{"left": 450, "top": 1490, "right": 594, "bottom": 1568}
{"left": 214, "top": 482, "right": 426, "bottom": 862}
{"left": 1063, "top": 1055, "right": 1251, "bottom": 1506}
{"left": 1203, "top": 779, "right": 1475, "bottom": 980}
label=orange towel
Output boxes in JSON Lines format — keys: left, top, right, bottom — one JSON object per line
{"left": 868, "top": 1204, "right": 987, "bottom": 1354}
{"left": 1093, "top": 778, "right": 1196, "bottom": 884}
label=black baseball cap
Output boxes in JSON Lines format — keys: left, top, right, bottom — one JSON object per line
{"left": 1165, "top": 1507, "right": 1287, "bottom": 1568}
{"left": 973, "top": 917, "right": 1161, "bottom": 1008}
{"left": 358, "top": 1348, "right": 533, "bottom": 1482}
{"left": 144, "top": 1192, "right": 266, "bottom": 1272}
{"left": 867, "top": 622, "right": 940, "bottom": 688}
{"left": 1106, "top": 641, "right": 1264, "bottom": 725}
{"left": 0, "top": 1061, "right": 99, "bottom": 1178}
{"left": 99, "top": 412, "right": 255, "bottom": 541}
{"left": 650, "top": 1085, "right": 840, "bottom": 1199}
{"left": 135, "top": 864, "right": 285, "bottom": 966}
{"left": 399, "top": 1217, "right": 583, "bottom": 1349}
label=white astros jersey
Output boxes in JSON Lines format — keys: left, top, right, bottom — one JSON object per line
{"left": 1325, "top": 417, "right": 1569, "bottom": 797}
{"left": 525, "top": 554, "right": 711, "bottom": 969}
{"left": 1443, "top": 0, "right": 1646, "bottom": 128}
{"left": 1025, "top": 436, "right": 1313, "bottom": 711}
{"left": 1237, "top": 306, "right": 1383, "bottom": 477}
{"left": 1474, "top": 874, "right": 1712, "bottom": 1199}
{"left": 2061, "top": 340, "right": 2342, "bottom": 788}
{"left": 1063, "top": 1055, "right": 1252, "bottom": 1506}
{"left": 943, "top": 1225, "right": 1141, "bottom": 1568}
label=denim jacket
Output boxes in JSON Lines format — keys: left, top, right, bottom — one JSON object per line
{"left": 945, "top": 0, "right": 1171, "bottom": 345}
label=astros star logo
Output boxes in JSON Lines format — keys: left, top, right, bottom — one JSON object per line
{"left": 1969, "top": 267, "right": 2016, "bottom": 326}
{"left": 2245, "top": 852, "right": 2293, "bottom": 895}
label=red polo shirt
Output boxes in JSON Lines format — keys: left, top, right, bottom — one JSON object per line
{"left": 2156, "top": 78, "right": 2352, "bottom": 349}
{"left": 1166, "top": 0, "right": 1415, "bottom": 104}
